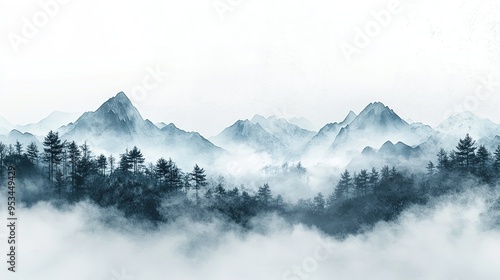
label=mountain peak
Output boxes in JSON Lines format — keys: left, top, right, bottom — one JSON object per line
{"left": 342, "top": 110, "right": 357, "bottom": 124}
{"left": 98, "top": 92, "right": 143, "bottom": 123}
{"left": 365, "top": 102, "right": 389, "bottom": 113}
{"left": 115, "top": 91, "right": 130, "bottom": 101}
{"left": 349, "top": 102, "right": 407, "bottom": 130}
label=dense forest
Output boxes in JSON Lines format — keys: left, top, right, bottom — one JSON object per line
{"left": 1, "top": 131, "right": 500, "bottom": 237}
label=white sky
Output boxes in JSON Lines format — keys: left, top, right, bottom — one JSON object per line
{"left": 1, "top": 0, "right": 500, "bottom": 137}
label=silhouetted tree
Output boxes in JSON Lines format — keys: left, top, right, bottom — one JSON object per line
{"left": 494, "top": 146, "right": 500, "bottom": 174}
{"left": 369, "top": 167, "right": 379, "bottom": 191}
{"left": 67, "top": 141, "right": 81, "bottom": 190}
{"left": 455, "top": 134, "right": 477, "bottom": 172}
{"left": 313, "top": 192, "right": 325, "bottom": 213}
{"left": 14, "top": 140, "right": 22, "bottom": 155}
{"left": 119, "top": 153, "right": 132, "bottom": 173}
{"left": 0, "top": 142, "right": 5, "bottom": 170}
{"left": 334, "top": 170, "right": 351, "bottom": 201}
{"left": 7, "top": 144, "right": 14, "bottom": 156}
{"left": 476, "top": 145, "right": 490, "bottom": 170}
{"left": 355, "top": 169, "right": 369, "bottom": 196}
{"left": 108, "top": 155, "right": 115, "bottom": 175}
{"left": 427, "top": 161, "right": 435, "bottom": 175}
{"left": 76, "top": 141, "right": 94, "bottom": 192}
{"left": 436, "top": 148, "right": 449, "bottom": 171}
{"left": 43, "top": 131, "right": 64, "bottom": 184}
{"left": 54, "top": 169, "right": 65, "bottom": 199}
{"left": 26, "top": 142, "right": 39, "bottom": 164}
{"left": 97, "top": 154, "right": 107, "bottom": 176}
{"left": 257, "top": 183, "right": 273, "bottom": 208}
{"left": 128, "top": 146, "right": 145, "bottom": 174}
{"left": 381, "top": 165, "right": 390, "bottom": 181}
{"left": 190, "top": 164, "right": 208, "bottom": 205}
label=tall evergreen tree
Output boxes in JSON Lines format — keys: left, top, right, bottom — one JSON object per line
{"left": 313, "top": 192, "right": 325, "bottom": 213}
{"left": 61, "top": 141, "right": 68, "bottom": 179}
{"left": 97, "top": 154, "right": 107, "bottom": 176}
{"left": 108, "top": 155, "right": 115, "bottom": 175}
{"left": 76, "top": 141, "right": 94, "bottom": 189}
{"left": 128, "top": 146, "right": 145, "bottom": 174}
{"left": 190, "top": 164, "right": 208, "bottom": 205}
{"left": 369, "top": 168, "right": 379, "bottom": 191}
{"left": 494, "top": 146, "right": 500, "bottom": 174}
{"left": 355, "top": 169, "right": 369, "bottom": 196}
{"left": 381, "top": 165, "right": 390, "bottom": 181}
{"left": 455, "top": 133, "right": 477, "bottom": 172}
{"left": 257, "top": 183, "right": 273, "bottom": 208}
{"left": 334, "top": 170, "right": 351, "bottom": 201}
{"left": 43, "top": 131, "right": 64, "bottom": 184}
{"left": 436, "top": 148, "right": 449, "bottom": 171}
{"left": 154, "top": 158, "right": 183, "bottom": 192}
{"left": 119, "top": 153, "right": 132, "bottom": 173}
{"left": 7, "top": 144, "right": 14, "bottom": 156}
{"left": 0, "top": 142, "right": 7, "bottom": 169}
{"left": 67, "top": 141, "right": 81, "bottom": 190}
{"left": 476, "top": 145, "right": 490, "bottom": 169}
{"left": 427, "top": 161, "right": 435, "bottom": 175}
{"left": 54, "top": 169, "right": 65, "bottom": 199}
{"left": 26, "top": 142, "right": 40, "bottom": 164}
{"left": 14, "top": 140, "right": 23, "bottom": 155}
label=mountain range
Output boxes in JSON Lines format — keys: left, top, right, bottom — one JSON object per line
{"left": 1, "top": 92, "right": 499, "bottom": 172}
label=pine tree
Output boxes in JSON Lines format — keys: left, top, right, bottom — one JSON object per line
{"left": 43, "top": 131, "right": 64, "bottom": 184}
{"left": 257, "top": 183, "right": 273, "bottom": 208}
{"left": 476, "top": 145, "right": 490, "bottom": 170}
{"left": 7, "top": 144, "right": 14, "bottom": 156}
{"left": 155, "top": 158, "right": 169, "bottom": 186}
{"left": 26, "top": 142, "right": 39, "bottom": 164}
{"left": 119, "top": 153, "right": 132, "bottom": 173}
{"left": 108, "top": 155, "right": 115, "bottom": 175}
{"left": 381, "top": 165, "right": 390, "bottom": 181}
{"left": 369, "top": 168, "right": 379, "bottom": 191}
{"left": 97, "top": 154, "right": 107, "bottom": 176}
{"left": 390, "top": 166, "right": 398, "bottom": 180}
{"left": 76, "top": 142, "right": 94, "bottom": 195}
{"left": 155, "top": 158, "right": 182, "bottom": 193}
{"left": 355, "top": 169, "right": 369, "bottom": 196}
{"left": 427, "top": 161, "right": 435, "bottom": 176}
{"left": 127, "top": 146, "right": 145, "bottom": 174}
{"left": 61, "top": 141, "right": 68, "bottom": 180}
{"left": 26, "top": 142, "right": 40, "bottom": 164}
{"left": 190, "top": 164, "right": 208, "bottom": 205}
{"left": 455, "top": 133, "right": 477, "bottom": 172}
{"left": 494, "top": 146, "right": 500, "bottom": 174}
{"left": 436, "top": 148, "right": 449, "bottom": 171}
{"left": 14, "top": 140, "right": 23, "bottom": 155}
{"left": 334, "top": 170, "right": 351, "bottom": 201}
{"left": 313, "top": 193, "right": 325, "bottom": 213}
{"left": 67, "top": 141, "right": 81, "bottom": 190}
{"left": 0, "top": 142, "right": 5, "bottom": 170}
{"left": 54, "top": 169, "right": 65, "bottom": 199}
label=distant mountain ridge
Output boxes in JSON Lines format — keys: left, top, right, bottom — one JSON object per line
{"left": 59, "top": 92, "right": 223, "bottom": 168}
{"left": 1, "top": 93, "right": 500, "bottom": 173}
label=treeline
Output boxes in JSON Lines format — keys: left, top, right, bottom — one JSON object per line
{"left": 0, "top": 132, "right": 499, "bottom": 236}
{"left": 292, "top": 133, "right": 500, "bottom": 236}
{"left": 0, "top": 131, "right": 286, "bottom": 226}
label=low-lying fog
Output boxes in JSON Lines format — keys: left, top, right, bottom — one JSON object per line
{"left": 1, "top": 187, "right": 499, "bottom": 280}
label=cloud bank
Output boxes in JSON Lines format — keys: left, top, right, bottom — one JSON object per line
{"left": 1, "top": 187, "right": 499, "bottom": 280}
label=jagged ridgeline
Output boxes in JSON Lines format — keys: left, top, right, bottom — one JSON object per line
{"left": 1, "top": 124, "right": 499, "bottom": 236}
